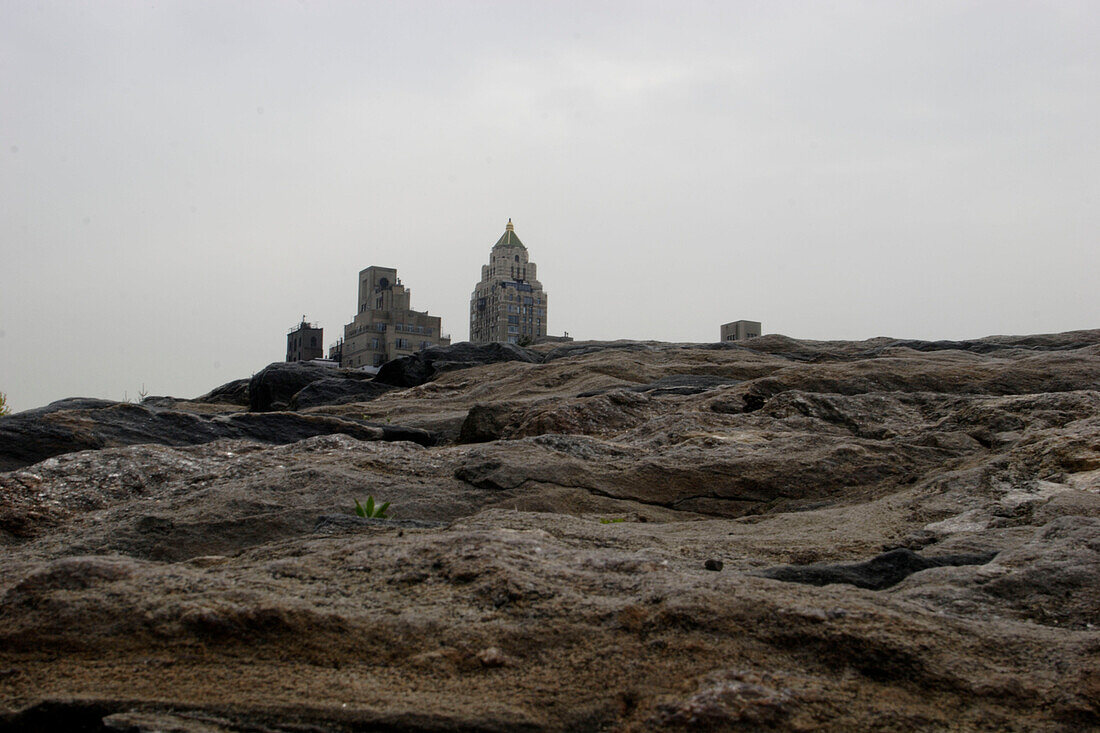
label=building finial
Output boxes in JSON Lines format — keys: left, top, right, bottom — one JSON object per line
{"left": 506, "top": 218, "right": 514, "bottom": 232}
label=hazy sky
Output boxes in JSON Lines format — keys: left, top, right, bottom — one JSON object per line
{"left": 2, "top": 1, "right": 1097, "bottom": 411}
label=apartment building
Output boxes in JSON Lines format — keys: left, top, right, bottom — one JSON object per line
{"left": 339, "top": 266, "right": 450, "bottom": 368}
{"left": 469, "top": 220, "right": 548, "bottom": 344}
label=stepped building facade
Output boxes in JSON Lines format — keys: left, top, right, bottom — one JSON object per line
{"left": 338, "top": 266, "right": 450, "bottom": 369}
{"left": 469, "top": 220, "right": 548, "bottom": 344}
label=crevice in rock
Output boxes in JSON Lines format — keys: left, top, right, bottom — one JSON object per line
{"left": 756, "top": 548, "right": 998, "bottom": 590}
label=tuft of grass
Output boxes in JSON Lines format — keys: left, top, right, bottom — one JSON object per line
{"left": 354, "top": 495, "right": 390, "bottom": 519}
{"left": 599, "top": 517, "right": 627, "bottom": 524}
{"left": 0, "top": 391, "right": 9, "bottom": 416}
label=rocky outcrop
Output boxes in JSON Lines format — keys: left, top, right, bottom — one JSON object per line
{"left": 2, "top": 329, "right": 1100, "bottom": 730}
{"left": 375, "top": 341, "right": 542, "bottom": 388}
{"left": 194, "top": 377, "right": 250, "bottom": 406}
{"left": 287, "top": 377, "right": 395, "bottom": 409}
{"left": 578, "top": 374, "right": 741, "bottom": 398}
{"left": 247, "top": 361, "right": 355, "bottom": 411}
{"left": 0, "top": 400, "right": 433, "bottom": 471}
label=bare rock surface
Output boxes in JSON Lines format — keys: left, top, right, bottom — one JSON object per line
{"left": 248, "top": 362, "right": 365, "bottom": 412}
{"left": 375, "top": 341, "right": 543, "bottom": 388}
{"left": 0, "top": 401, "right": 434, "bottom": 472}
{"left": 2, "top": 330, "right": 1100, "bottom": 731}
{"left": 194, "top": 378, "right": 251, "bottom": 407}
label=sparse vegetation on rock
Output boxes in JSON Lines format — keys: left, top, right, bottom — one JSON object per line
{"left": 354, "top": 495, "right": 390, "bottom": 519}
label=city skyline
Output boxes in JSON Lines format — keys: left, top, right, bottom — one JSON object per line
{"left": 2, "top": 2, "right": 1098, "bottom": 412}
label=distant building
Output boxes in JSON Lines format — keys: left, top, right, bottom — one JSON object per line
{"left": 287, "top": 318, "right": 324, "bottom": 361}
{"left": 469, "top": 219, "right": 548, "bottom": 344}
{"left": 720, "top": 320, "right": 762, "bottom": 341}
{"left": 533, "top": 334, "right": 573, "bottom": 344}
{"left": 327, "top": 338, "right": 343, "bottom": 364}
{"left": 339, "top": 266, "right": 451, "bottom": 368}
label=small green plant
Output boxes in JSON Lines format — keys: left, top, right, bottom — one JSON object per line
{"left": 0, "top": 392, "right": 10, "bottom": 417}
{"left": 599, "top": 517, "right": 626, "bottom": 524}
{"left": 354, "top": 495, "right": 390, "bottom": 519}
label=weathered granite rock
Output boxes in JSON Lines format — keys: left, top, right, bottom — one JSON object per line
{"left": 194, "top": 378, "right": 251, "bottom": 406}
{"left": 578, "top": 374, "right": 740, "bottom": 398}
{"left": 2, "top": 329, "right": 1100, "bottom": 731}
{"left": 247, "top": 361, "right": 351, "bottom": 412}
{"left": 375, "top": 341, "right": 542, "bottom": 388}
{"left": 7, "top": 397, "right": 118, "bottom": 416}
{"left": 457, "top": 402, "right": 526, "bottom": 444}
{"left": 757, "top": 547, "right": 998, "bottom": 590}
{"left": 0, "top": 400, "right": 433, "bottom": 471}
{"left": 287, "top": 376, "right": 395, "bottom": 409}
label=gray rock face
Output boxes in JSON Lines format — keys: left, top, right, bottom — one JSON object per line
{"left": 0, "top": 400, "right": 433, "bottom": 471}
{"left": 375, "top": 341, "right": 542, "bottom": 388}
{"left": 247, "top": 361, "right": 354, "bottom": 411}
{"left": 578, "top": 374, "right": 740, "bottom": 398}
{"left": 193, "top": 378, "right": 250, "bottom": 406}
{"left": 758, "top": 548, "right": 999, "bottom": 590}
{"left": 2, "top": 329, "right": 1100, "bottom": 731}
{"left": 288, "top": 376, "right": 395, "bottom": 409}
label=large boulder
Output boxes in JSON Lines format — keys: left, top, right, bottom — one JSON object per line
{"left": 374, "top": 342, "right": 542, "bottom": 388}
{"left": 248, "top": 362, "right": 357, "bottom": 412}
{"left": 193, "top": 378, "right": 250, "bottom": 406}
{"left": 289, "top": 377, "right": 396, "bottom": 410}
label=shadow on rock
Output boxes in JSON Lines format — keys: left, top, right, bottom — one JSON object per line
{"left": 757, "top": 548, "right": 998, "bottom": 590}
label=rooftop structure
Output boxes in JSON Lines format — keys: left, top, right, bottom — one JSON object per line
{"left": 286, "top": 318, "right": 323, "bottom": 362}
{"left": 720, "top": 320, "right": 762, "bottom": 341}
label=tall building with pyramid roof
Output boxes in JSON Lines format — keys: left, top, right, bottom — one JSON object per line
{"left": 469, "top": 220, "right": 548, "bottom": 344}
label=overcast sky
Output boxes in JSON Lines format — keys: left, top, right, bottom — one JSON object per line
{"left": 1, "top": 1, "right": 1097, "bottom": 411}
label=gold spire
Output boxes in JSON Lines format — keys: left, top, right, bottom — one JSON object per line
{"left": 505, "top": 218, "right": 514, "bottom": 232}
